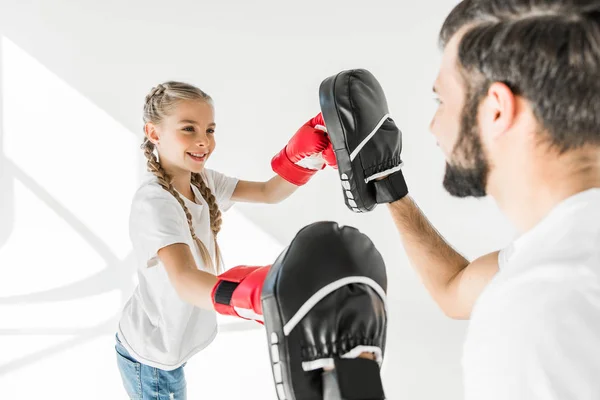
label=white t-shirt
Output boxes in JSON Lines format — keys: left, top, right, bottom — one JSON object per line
{"left": 463, "top": 188, "right": 600, "bottom": 399}
{"left": 117, "top": 168, "right": 239, "bottom": 370}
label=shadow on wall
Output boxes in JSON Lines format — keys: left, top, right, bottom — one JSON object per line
{"left": 0, "top": 35, "right": 280, "bottom": 379}
{"left": 0, "top": 3, "right": 487, "bottom": 398}
{"left": 1, "top": 0, "right": 434, "bottom": 244}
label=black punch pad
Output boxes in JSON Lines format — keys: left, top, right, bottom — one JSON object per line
{"left": 261, "top": 221, "right": 387, "bottom": 400}
{"left": 319, "top": 69, "right": 404, "bottom": 213}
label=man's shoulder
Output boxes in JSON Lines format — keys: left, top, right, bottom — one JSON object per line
{"left": 480, "top": 259, "right": 600, "bottom": 323}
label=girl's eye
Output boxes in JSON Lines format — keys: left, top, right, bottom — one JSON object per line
{"left": 207, "top": 129, "right": 215, "bottom": 134}
{"left": 183, "top": 126, "right": 195, "bottom": 132}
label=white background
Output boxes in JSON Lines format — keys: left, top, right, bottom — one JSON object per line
{"left": 0, "top": 1, "right": 516, "bottom": 399}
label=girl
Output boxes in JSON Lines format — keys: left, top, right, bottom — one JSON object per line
{"left": 115, "top": 81, "right": 329, "bottom": 399}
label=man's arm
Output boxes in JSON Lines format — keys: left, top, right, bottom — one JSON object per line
{"left": 388, "top": 196, "right": 499, "bottom": 319}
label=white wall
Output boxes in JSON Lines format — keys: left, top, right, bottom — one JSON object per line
{"left": 0, "top": 0, "right": 517, "bottom": 399}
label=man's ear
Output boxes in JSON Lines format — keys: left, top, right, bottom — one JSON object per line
{"left": 480, "top": 82, "right": 517, "bottom": 140}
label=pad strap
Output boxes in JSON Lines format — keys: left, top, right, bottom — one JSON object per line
{"left": 373, "top": 170, "right": 408, "bottom": 204}
{"left": 334, "top": 358, "right": 385, "bottom": 400}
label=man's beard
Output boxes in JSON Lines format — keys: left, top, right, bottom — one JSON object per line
{"left": 443, "top": 90, "right": 490, "bottom": 198}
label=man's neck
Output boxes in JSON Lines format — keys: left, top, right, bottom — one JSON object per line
{"left": 492, "top": 149, "right": 600, "bottom": 234}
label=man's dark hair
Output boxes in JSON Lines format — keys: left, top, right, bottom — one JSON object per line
{"left": 440, "top": 0, "right": 600, "bottom": 153}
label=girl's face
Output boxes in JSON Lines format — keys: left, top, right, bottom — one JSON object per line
{"left": 148, "top": 100, "right": 216, "bottom": 175}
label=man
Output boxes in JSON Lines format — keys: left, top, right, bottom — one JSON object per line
{"left": 387, "top": 0, "right": 600, "bottom": 398}
{"left": 319, "top": 0, "right": 600, "bottom": 398}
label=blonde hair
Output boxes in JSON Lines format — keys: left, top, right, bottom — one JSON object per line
{"left": 141, "top": 81, "right": 223, "bottom": 274}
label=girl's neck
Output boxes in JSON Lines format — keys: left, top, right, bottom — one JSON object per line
{"left": 167, "top": 168, "right": 195, "bottom": 203}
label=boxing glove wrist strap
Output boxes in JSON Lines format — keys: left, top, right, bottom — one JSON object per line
{"left": 373, "top": 169, "right": 408, "bottom": 204}
{"left": 213, "top": 280, "right": 238, "bottom": 308}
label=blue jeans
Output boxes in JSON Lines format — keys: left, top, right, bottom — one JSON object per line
{"left": 115, "top": 334, "right": 187, "bottom": 400}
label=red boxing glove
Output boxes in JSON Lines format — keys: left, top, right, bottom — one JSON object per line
{"left": 285, "top": 113, "right": 328, "bottom": 163}
{"left": 272, "top": 113, "right": 330, "bottom": 186}
{"left": 211, "top": 265, "right": 270, "bottom": 323}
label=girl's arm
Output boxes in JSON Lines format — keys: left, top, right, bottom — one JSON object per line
{"left": 158, "top": 242, "right": 268, "bottom": 322}
{"left": 158, "top": 243, "right": 218, "bottom": 310}
{"left": 231, "top": 175, "right": 298, "bottom": 204}
{"left": 231, "top": 114, "right": 328, "bottom": 204}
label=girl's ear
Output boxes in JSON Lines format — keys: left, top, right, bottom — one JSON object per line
{"left": 145, "top": 123, "right": 160, "bottom": 145}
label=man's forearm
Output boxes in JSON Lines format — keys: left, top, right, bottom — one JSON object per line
{"left": 388, "top": 196, "right": 469, "bottom": 312}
